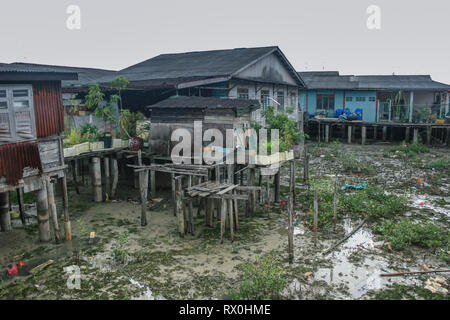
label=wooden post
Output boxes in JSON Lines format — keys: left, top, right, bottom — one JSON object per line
{"left": 134, "top": 157, "right": 139, "bottom": 189}
{"left": 274, "top": 171, "right": 280, "bottom": 204}
{"left": 46, "top": 178, "right": 61, "bottom": 243}
{"left": 35, "top": 183, "right": 51, "bottom": 242}
{"left": 382, "top": 126, "right": 387, "bottom": 141}
{"left": 246, "top": 165, "right": 256, "bottom": 216}
{"left": 426, "top": 126, "right": 432, "bottom": 145}
{"left": 103, "top": 157, "right": 110, "bottom": 198}
{"left": 187, "top": 175, "right": 194, "bottom": 235}
{"left": 447, "top": 128, "right": 450, "bottom": 146}
{"left": 150, "top": 159, "right": 156, "bottom": 197}
{"left": 303, "top": 145, "right": 309, "bottom": 183}
{"left": 175, "top": 176, "right": 184, "bottom": 236}
{"left": 60, "top": 174, "right": 72, "bottom": 241}
{"left": 313, "top": 188, "right": 318, "bottom": 247}
{"left": 171, "top": 173, "right": 177, "bottom": 216}
{"left": 110, "top": 158, "right": 119, "bottom": 198}
{"left": 405, "top": 127, "right": 410, "bottom": 143}
{"left": 137, "top": 150, "right": 148, "bottom": 226}
{"left": 0, "top": 192, "right": 11, "bottom": 232}
{"left": 220, "top": 198, "right": 227, "bottom": 244}
{"left": 413, "top": 128, "right": 419, "bottom": 144}
{"left": 92, "top": 157, "right": 102, "bottom": 202}
{"left": 288, "top": 160, "right": 294, "bottom": 263}
{"left": 347, "top": 125, "right": 352, "bottom": 144}
{"left": 228, "top": 198, "right": 234, "bottom": 242}
{"left": 318, "top": 122, "right": 321, "bottom": 145}
{"left": 72, "top": 160, "right": 80, "bottom": 194}
{"left": 325, "top": 125, "right": 329, "bottom": 143}
{"left": 233, "top": 189, "right": 239, "bottom": 231}
{"left": 361, "top": 126, "right": 366, "bottom": 145}
{"left": 333, "top": 174, "right": 338, "bottom": 224}
{"left": 266, "top": 175, "right": 271, "bottom": 217}
{"left": 16, "top": 187, "right": 26, "bottom": 225}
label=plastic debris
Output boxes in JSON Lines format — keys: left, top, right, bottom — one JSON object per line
{"left": 343, "top": 183, "right": 367, "bottom": 189}
{"left": 424, "top": 277, "right": 448, "bottom": 294}
{"left": 7, "top": 263, "right": 18, "bottom": 275}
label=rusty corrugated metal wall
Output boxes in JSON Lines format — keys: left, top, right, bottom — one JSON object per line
{"left": 33, "top": 81, "right": 64, "bottom": 138}
{"left": 0, "top": 141, "right": 42, "bottom": 185}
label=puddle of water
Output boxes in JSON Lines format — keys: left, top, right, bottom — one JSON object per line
{"left": 129, "top": 278, "right": 165, "bottom": 300}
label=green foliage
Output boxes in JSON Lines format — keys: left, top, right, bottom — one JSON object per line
{"left": 231, "top": 254, "right": 287, "bottom": 300}
{"left": 261, "top": 106, "right": 299, "bottom": 152}
{"left": 80, "top": 123, "right": 99, "bottom": 141}
{"left": 339, "top": 186, "right": 407, "bottom": 219}
{"left": 372, "top": 284, "right": 449, "bottom": 300}
{"left": 389, "top": 142, "right": 429, "bottom": 158}
{"left": 67, "top": 128, "right": 82, "bottom": 146}
{"left": 304, "top": 177, "right": 336, "bottom": 227}
{"left": 119, "top": 109, "right": 145, "bottom": 138}
{"left": 84, "top": 83, "right": 104, "bottom": 110}
{"left": 112, "top": 231, "right": 129, "bottom": 264}
{"left": 424, "top": 158, "right": 450, "bottom": 172}
{"left": 338, "top": 152, "right": 375, "bottom": 175}
{"left": 373, "top": 220, "right": 449, "bottom": 250}
{"left": 110, "top": 76, "right": 129, "bottom": 92}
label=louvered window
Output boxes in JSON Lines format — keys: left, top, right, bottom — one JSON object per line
{"left": 0, "top": 85, "right": 36, "bottom": 144}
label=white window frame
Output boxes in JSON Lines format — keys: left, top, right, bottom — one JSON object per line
{"left": 237, "top": 88, "right": 249, "bottom": 100}
{"left": 260, "top": 90, "right": 270, "bottom": 108}
{"left": 0, "top": 84, "right": 36, "bottom": 145}
{"left": 277, "top": 91, "right": 285, "bottom": 111}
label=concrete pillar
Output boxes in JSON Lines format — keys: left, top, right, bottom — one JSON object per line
{"left": 103, "top": 157, "right": 110, "bottom": 196}
{"left": 413, "top": 128, "right": 419, "bottom": 144}
{"left": 361, "top": 126, "right": 367, "bottom": 145}
{"left": 36, "top": 183, "right": 51, "bottom": 242}
{"left": 110, "top": 158, "right": 118, "bottom": 198}
{"left": 92, "top": 157, "right": 102, "bottom": 202}
{"left": 325, "top": 125, "right": 329, "bottom": 143}
{"left": 347, "top": 126, "right": 352, "bottom": 144}
{"left": 0, "top": 192, "right": 11, "bottom": 232}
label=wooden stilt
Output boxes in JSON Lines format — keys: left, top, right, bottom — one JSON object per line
{"left": 134, "top": 157, "right": 139, "bottom": 189}
{"left": 172, "top": 173, "right": 176, "bottom": 217}
{"left": 228, "top": 199, "right": 234, "bottom": 242}
{"left": 288, "top": 160, "right": 294, "bottom": 263}
{"left": 220, "top": 198, "right": 227, "bottom": 244}
{"left": 274, "top": 171, "right": 280, "bottom": 203}
{"left": 313, "top": 188, "right": 318, "bottom": 247}
{"left": 35, "top": 183, "right": 51, "bottom": 242}
{"left": 92, "top": 157, "right": 102, "bottom": 202}
{"left": 0, "top": 192, "right": 11, "bottom": 232}
{"left": 303, "top": 145, "right": 309, "bottom": 183}
{"left": 16, "top": 187, "right": 26, "bottom": 225}
{"left": 382, "top": 126, "right": 387, "bottom": 141}
{"left": 246, "top": 165, "right": 256, "bottom": 216}
{"left": 175, "top": 176, "right": 184, "bottom": 236}
{"left": 150, "top": 159, "right": 156, "bottom": 198}
{"left": 46, "top": 177, "right": 61, "bottom": 243}
{"left": 72, "top": 160, "right": 80, "bottom": 194}
{"left": 60, "top": 173, "right": 72, "bottom": 241}
{"left": 405, "top": 127, "right": 410, "bottom": 142}
{"left": 103, "top": 157, "right": 110, "bottom": 198}
{"left": 333, "top": 174, "right": 338, "bottom": 224}
{"left": 427, "top": 127, "right": 432, "bottom": 145}
{"left": 233, "top": 190, "right": 239, "bottom": 230}
{"left": 187, "top": 175, "right": 194, "bottom": 234}
{"left": 266, "top": 175, "right": 270, "bottom": 217}
{"left": 413, "top": 128, "right": 419, "bottom": 144}
{"left": 325, "top": 125, "right": 329, "bottom": 143}
{"left": 110, "top": 158, "right": 118, "bottom": 198}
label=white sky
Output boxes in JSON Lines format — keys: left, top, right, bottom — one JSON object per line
{"left": 0, "top": 0, "right": 449, "bottom": 83}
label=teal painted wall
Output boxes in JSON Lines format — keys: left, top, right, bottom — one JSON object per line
{"left": 299, "top": 89, "right": 377, "bottom": 122}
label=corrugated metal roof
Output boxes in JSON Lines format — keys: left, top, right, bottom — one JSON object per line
{"left": 0, "top": 63, "right": 78, "bottom": 81}
{"left": 147, "top": 95, "right": 260, "bottom": 110}
{"left": 96, "top": 46, "right": 304, "bottom": 87}
{"left": 4, "top": 63, "right": 114, "bottom": 87}
{"left": 298, "top": 71, "right": 450, "bottom": 91}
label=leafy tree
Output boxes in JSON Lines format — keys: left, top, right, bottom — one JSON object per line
{"left": 261, "top": 106, "right": 300, "bottom": 151}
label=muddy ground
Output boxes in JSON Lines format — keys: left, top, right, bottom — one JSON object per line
{"left": 0, "top": 141, "right": 448, "bottom": 300}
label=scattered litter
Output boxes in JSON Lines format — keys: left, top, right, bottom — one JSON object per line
{"left": 424, "top": 276, "right": 448, "bottom": 294}
{"left": 293, "top": 227, "right": 305, "bottom": 235}
{"left": 304, "top": 272, "right": 313, "bottom": 277}
{"left": 7, "top": 263, "right": 18, "bottom": 276}
{"left": 29, "top": 259, "right": 54, "bottom": 274}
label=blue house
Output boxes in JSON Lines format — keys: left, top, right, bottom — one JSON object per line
{"left": 298, "top": 71, "right": 450, "bottom": 123}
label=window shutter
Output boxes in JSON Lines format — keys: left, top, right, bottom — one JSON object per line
{"left": 15, "top": 110, "right": 33, "bottom": 139}
{"left": 0, "top": 113, "right": 12, "bottom": 141}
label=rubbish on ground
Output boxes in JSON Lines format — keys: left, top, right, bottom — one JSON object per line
{"left": 18, "top": 261, "right": 26, "bottom": 267}
{"left": 424, "top": 277, "right": 448, "bottom": 294}
{"left": 7, "top": 263, "right": 18, "bottom": 275}
{"left": 29, "top": 284, "right": 43, "bottom": 289}
{"left": 304, "top": 272, "right": 313, "bottom": 277}
{"left": 380, "top": 269, "right": 450, "bottom": 277}
{"left": 293, "top": 227, "right": 305, "bottom": 235}
{"left": 343, "top": 183, "right": 367, "bottom": 189}
{"left": 29, "top": 259, "right": 54, "bottom": 274}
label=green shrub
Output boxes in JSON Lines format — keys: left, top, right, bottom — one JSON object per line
{"left": 373, "top": 220, "right": 449, "bottom": 250}
{"left": 425, "top": 158, "right": 450, "bottom": 171}
{"left": 231, "top": 254, "right": 287, "bottom": 300}
{"left": 67, "top": 128, "right": 81, "bottom": 146}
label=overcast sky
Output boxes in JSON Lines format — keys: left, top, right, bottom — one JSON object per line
{"left": 1, "top": 0, "right": 449, "bottom": 83}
